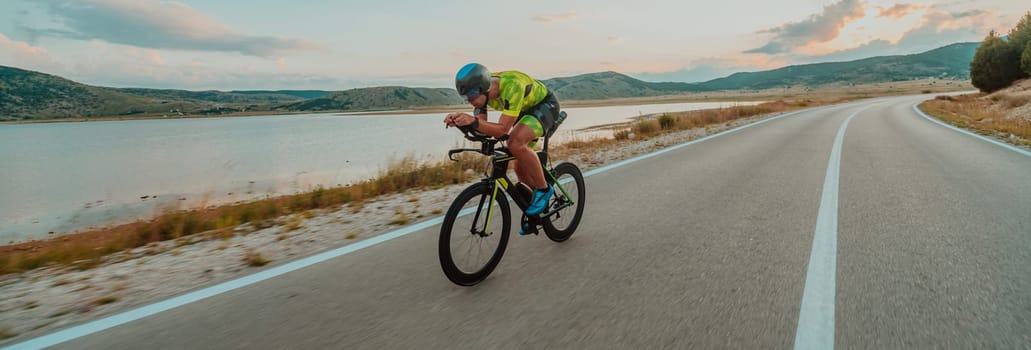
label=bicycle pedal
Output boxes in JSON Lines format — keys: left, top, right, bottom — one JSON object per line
{"left": 520, "top": 215, "right": 540, "bottom": 235}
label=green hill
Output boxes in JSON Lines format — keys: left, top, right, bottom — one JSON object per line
{"left": 232, "top": 90, "right": 331, "bottom": 99}
{"left": 0, "top": 66, "right": 210, "bottom": 120}
{"left": 542, "top": 71, "right": 705, "bottom": 100}
{"left": 110, "top": 88, "right": 320, "bottom": 104}
{"left": 696, "top": 42, "right": 978, "bottom": 90}
{"left": 273, "top": 86, "right": 462, "bottom": 111}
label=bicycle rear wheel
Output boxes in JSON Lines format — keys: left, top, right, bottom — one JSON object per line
{"left": 438, "top": 182, "right": 511, "bottom": 286}
{"left": 542, "top": 162, "right": 585, "bottom": 242}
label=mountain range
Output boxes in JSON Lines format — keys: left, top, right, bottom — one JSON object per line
{"left": 0, "top": 42, "right": 978, "bottom": 120}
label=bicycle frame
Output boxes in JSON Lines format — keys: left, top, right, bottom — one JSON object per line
{"left": 456, "top": 143, "right": 575, "bottom": 234}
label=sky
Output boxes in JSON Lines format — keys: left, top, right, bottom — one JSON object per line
{"left": 0, "top": 0, "right": 1025, "bottom": 90}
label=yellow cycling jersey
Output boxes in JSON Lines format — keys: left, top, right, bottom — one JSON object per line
{"left": 485, "top": 70, "right": 549, "bottom": 117}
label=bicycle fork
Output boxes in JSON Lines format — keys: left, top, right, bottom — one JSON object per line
{"left": 468, "top": 179, "right": 506, "bottom": 237}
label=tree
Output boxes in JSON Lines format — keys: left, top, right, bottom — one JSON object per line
{"left": 970, "top": 31, "right": 1024, "bottom": 92}
{"left": 1008, "top": 12, "right": 1031, "bottom": 53}
{"left": 1023, "top": 43, "right": 1031, "bottom": 76}
{"left": 1010, "top": 12, "right": 1031, "bottom": 77}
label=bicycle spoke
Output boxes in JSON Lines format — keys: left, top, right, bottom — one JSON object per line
{"left": 449, "top": 195, "right": 505, "bottom": 273}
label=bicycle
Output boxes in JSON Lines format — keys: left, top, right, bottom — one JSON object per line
{"left": 439, "top": 112, "right": 585, "bottom": 286}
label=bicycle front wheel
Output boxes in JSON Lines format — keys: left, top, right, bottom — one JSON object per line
{"left": 542, "top": 162, "right": 586, "bottom": 242}
{"left": 438, "top": 182, "right": 511, "bottom": 286}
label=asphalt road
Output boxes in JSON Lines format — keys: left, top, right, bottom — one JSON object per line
{"left": 25, "top": 94, "right": 1031, "bottom": 349}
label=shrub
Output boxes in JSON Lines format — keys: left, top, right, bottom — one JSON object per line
{"left": 658, "top": 114, "right": 676, "bottom": 130}
{"left": 634, "top": 119, "right": 658, "bottom": 135}
{"left": 243, "top": 250, "right": 270, "bottom": 267}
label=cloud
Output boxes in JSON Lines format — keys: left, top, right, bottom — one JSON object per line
{"left": 0, "top": 32, "right": 64, "bottom": 73}
{"left": 950, "top": 10, "right": 985, "bottom": 19}
{"left": 1, "top": 36, "right": 344, "bottom": 90}
{"left": 532, "top": 12, "right": 577, "bottom": 23}
{"left": 745, "top": 0, "right": 866, "bottom": 54}
{"left": 805, "top": 7, "right": 994, "bottom": 63}
{"left": 895, "top": 9, "right": 992, "bottom": 45}
{"left": 0, "top": 33, "right": 50, "bottom": 59}
{"left": 877, "top": 4, "right": 923, "bottom": 19}
{"left": 804, "top": 39, "right": 897, "bottom": 62}
{"left": 607, "top": 36, "right": 624, "bottom": 45}
{"left": 22, "top": 0, "right": 321, "bottom": 57}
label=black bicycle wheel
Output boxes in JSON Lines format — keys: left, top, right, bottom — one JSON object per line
{"left": 542, "top": 162, "right": 586, "bottom": 242}
{"left": 438, "top": 182, "right": 511, "bottom": 286}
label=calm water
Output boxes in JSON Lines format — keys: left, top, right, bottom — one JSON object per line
{"left": 0, "top": 101, "right": 756, "bottom": 241}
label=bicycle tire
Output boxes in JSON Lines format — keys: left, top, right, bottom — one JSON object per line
{"left": 542, "top": 162, "right": 586, "bottom": 242}
{"left": 438, "top": 182, "right": 511, "bottom": 286}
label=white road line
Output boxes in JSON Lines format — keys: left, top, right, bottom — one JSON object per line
{"left": 793, "top": 103, "right": 875, "bottom": 350}
{"left": 911, "top": 104, "right": 1031, "bottom": 159}
{"left": 5, "top": 104, "right": 838, "bottom": 350}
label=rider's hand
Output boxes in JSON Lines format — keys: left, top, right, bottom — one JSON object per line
{"left": 444, "top": 113, "right": 475, "bottom": 127}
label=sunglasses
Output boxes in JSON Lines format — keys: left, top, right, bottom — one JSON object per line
{"left": 463, "top": 88, "right": 482, "bottom": 101}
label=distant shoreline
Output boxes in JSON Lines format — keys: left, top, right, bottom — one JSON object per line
{"left": 0, "top": 79, "right": 972, "bottom": 124}
{"left": 0, "top": 95, "right": 757, "bottom": 124}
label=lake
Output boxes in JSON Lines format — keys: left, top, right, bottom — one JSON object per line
{"left": 0, "top": 101, "right": 757, "bottom": 241}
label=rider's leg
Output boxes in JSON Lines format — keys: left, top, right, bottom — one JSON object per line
{"left": 508, "top": 122, "right": 546, "bottom": 190}
{"left": 510, "top": 159, "right": 528, "bottom": 187}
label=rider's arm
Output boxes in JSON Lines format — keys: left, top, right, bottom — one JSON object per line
{"left": 475, "top": 114, "right": 517, "bottom": 138}
{"left": 474, "top": 106, "right": 488, "bottom": 121}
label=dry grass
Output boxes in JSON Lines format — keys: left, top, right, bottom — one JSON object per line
{"left": 94, "top": 295, "right": 119, "bottom": 306}
{"left": 243, "top": 250, "right": 270, "bottom": 267}
{"left": 0, "top": 327, "right": 16, "bottom": 340}
{"left": 920, "top": 93, "right": 1031, "bottom": 147}
{"left": 23, "top": 300, "right": 39, "bottom": 310}
{"left": 284, "top": 216, "right": 304, "bottom": 232}
{"left": 0, "top": 153, "right": 486, "bottom": 275}
{"left": 389, "top": 207, "right": 410, "bottom": 226}
{"left": 609, "top": 99, "right": 837, "bottom": 142}
{"left": 994, "top": 92, "right": 1031, "bottom": 109}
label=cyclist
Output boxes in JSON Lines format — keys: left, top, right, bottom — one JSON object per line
{"left": 443, "top": 63, "right": 561, "bottom": 230}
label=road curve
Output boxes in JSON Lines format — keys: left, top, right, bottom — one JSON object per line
{"left": 16, "top": 94, "right": 1031, "bottom": 349}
